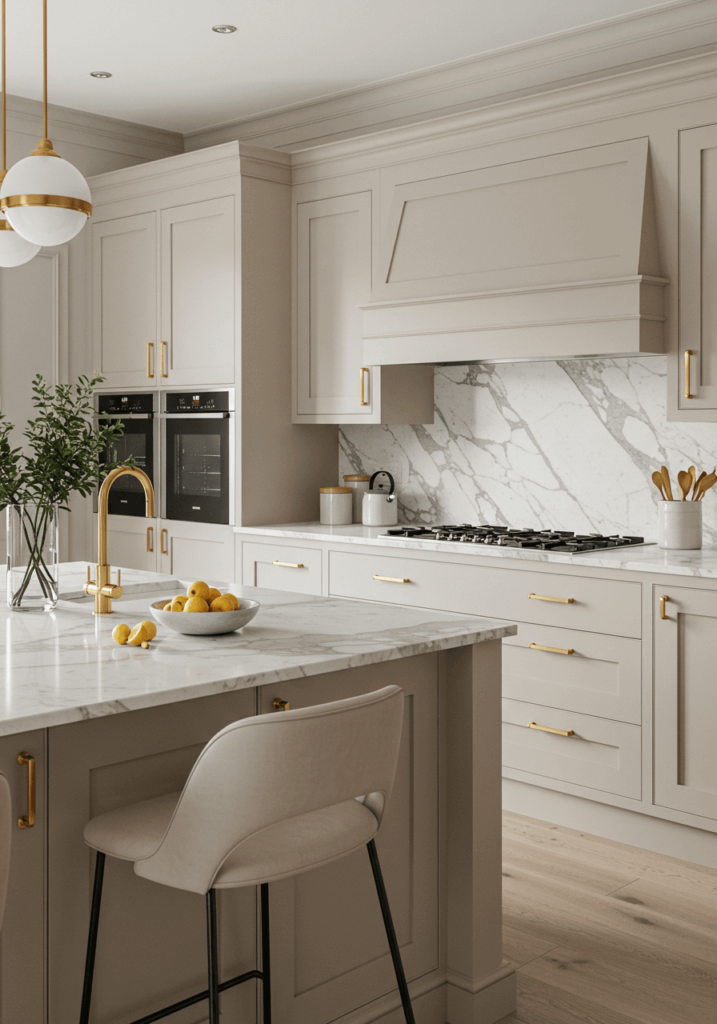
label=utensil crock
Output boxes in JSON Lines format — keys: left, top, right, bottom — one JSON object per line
{"left": 658, "top": 500, "right": 702, "bottom": 550}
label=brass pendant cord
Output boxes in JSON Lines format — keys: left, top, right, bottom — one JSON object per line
{"left": 1, "top": 0, "right": 6, "bottom": 174}
{"left": 42, "top": 0, "right": 47, "bottom": 140}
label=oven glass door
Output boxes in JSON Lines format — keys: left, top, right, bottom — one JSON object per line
{"left": 98, "top": 418, "right": 154, "bottom": 517}
{"left": 164, "top": 416, "right": 230, "bottom": 524}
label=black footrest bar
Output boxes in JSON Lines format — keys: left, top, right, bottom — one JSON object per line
{"left": 128, "top": 969, "right": 263, "bottom": 1024}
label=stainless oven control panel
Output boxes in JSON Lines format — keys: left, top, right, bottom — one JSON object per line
{"left": 164, "top": 391, "right": 232, "bottom": 413}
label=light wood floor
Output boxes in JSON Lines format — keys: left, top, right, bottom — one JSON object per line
{"left": 499, "top": 810, "right": 717, "bottom": 1024}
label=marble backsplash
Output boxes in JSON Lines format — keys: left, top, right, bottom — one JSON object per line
{"left": 338, "top": 356, "right": 717, "bottom": 544}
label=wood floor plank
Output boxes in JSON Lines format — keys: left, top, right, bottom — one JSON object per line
{"left": 511, "top": 973, "right": 647, "bottom": 1024}
{"left": 519, "top": 945, "right": 715, "bottom": 1024}
{"left": 502, "top": 918, "right": 559, "bottom": 968}
{"left": 503, "top": 832, "right": 637, "bottom": 895}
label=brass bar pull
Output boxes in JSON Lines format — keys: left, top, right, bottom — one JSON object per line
{"left": 160, "top": 528, "right": 168, "bottom": 555}
{"left": 685, "top": 350, "right": 694, "bottom": 399}
{"left": 529, "top": 593, "right": 574, "bottom": 604}
{"left": 528, "top": 721, "right": 574, "bottom": 738}
{"left": 660, "top": 594, "right": 669, "bottom": 620}
{"left": 17, "top": 753, "right": 36, "bottom": 829}
{"left": 529, "top": 642, "right": 574, "bottom": 656}
{"left": 360, "top": 367, "right": 369, "bottom": 406}
{"left": 161, "top": 341, "right": 169, "bottom": 379}
{"left": 146, "top": 527, "right": 154, "bottom": 553}
{"left": 146, "top": 342, "right": 155, "bottom": 378}
{"left": 373, "top": 574, "right": 410, "bottom": 583}
{"left": 273, "top": 699, "right": 290, "bottom": 712}
{"left": 272, "top": 560, "right": 304, "bottom": 569}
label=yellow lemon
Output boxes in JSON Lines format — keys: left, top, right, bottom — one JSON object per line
{"left": 171, "top": 595, "right": 189, "bottom": 612}
{"left": 163, "top": 602, "right": 172, "bottom": 611}
{"left": 223, "top": 592, "right": 240, "bottom": 609}
{"left": 184, "top": 596, "right": 209, "bottom": 613}
{"left": 141, "top": 620, "right": 157, "bottom": 640}
{"left": 210, "top": 596, "right": 234, "bottom": 613}
{"left": 187, "top": 581, "right": 211, "bottom": 600}
{"left": 128, "top": 624, "right": 149, "bottom": 646}
{"left": 112, "top": 623, "right": 131, "bottom": 645}
{"left": 206, "top": 587, "right": 221, "bottom": 602}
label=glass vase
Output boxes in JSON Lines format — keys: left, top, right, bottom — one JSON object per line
{"left": 6, "top": 503, "right": 59, "bottom": 611}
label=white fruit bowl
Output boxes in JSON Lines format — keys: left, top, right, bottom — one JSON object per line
{"left": 150, "top": 598, "right": 260, "bottom": 636}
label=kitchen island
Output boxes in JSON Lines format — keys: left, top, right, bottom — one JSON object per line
{"left": 0, "top": 563, "right": 516, "bottom": 1024}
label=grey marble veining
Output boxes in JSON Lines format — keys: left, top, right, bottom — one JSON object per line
{"left": 339, "top": 357, "right": 717, "bottom": 543}
{"left": 0, "top": 564, "right": 515, "bottom": 737}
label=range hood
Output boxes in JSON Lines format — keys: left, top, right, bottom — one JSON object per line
{"left": 362, "top": 137, "right": 667, "bottom": 365}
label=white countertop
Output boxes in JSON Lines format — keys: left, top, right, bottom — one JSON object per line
{"left": 235, "top": 523, "right": 717, "bottom": 578}
{"left": 0, "top": 562, "right": 515, "bottom": 737}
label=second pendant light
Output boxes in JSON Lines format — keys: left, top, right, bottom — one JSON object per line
{"left": 0, "top": 0, "right": 92, "bottom": 248}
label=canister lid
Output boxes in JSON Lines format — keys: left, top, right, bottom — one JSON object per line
{"left": 343, "top": 474, "right": 371, "bottom": 482}
{"left": 320, "top": 487, "right": 353, "bottom": 493}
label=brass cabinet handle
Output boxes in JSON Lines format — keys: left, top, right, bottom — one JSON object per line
{"left": 160, "top": 528, "right": 168, "bottom": 555}
{"left": 272, "top": 560, "right": 304, "bottom": 569}
{"left": 146, "top": 342, "right": 155, "bottom": 378}
{"left": 529, "top": 642, "right": 574, "bottom": 656}
{"left": 528, "top": 721, "right": 574, "bottom": 738}
{"left": 373, "top": 574, "right": 410, "bottom": 583}
{"left": 146, "top": 527, "right": 154, "bottom": 553}
{"left": 273, "top": 698, "right": 290, "bottom": 711}
{"left": 529, "top": 593, "right": 574, "bottom": 604}
{"left": 161, "top": 341, "right": 169, "bottom": 378}
{"left": 360, "top": 367, "right": 369, "bottom": 406}
{"left": 17, "top": 752, "right": 36, "bottom": 829}
{"left": 685, "top": 350, "right": 695, "bottom": 399}
{"left": 660, "top": 594, "right": 669, "bottom": 620}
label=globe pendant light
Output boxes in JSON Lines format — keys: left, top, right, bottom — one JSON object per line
{"left": 0, "top": 0, "right": 91, "bottom": 247}
{"left": 0, "top": 0, "right": 40, "bottom": 266}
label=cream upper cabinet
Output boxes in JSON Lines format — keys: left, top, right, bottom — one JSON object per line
{"left": 292, "top": 186, "right": 433, "bottom": 425}
{"left": 654, "top": 585, "right": 717, "bottom": 821}
{"left": 160, "top": 196, "right": 235, "bottom": 386}
{"left": 678, "top": 123, "right": 717, "bottom": 417}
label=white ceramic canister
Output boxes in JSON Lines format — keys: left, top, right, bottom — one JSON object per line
{"left": 343, "top": 474, "right": 371, "bottom": 523}
{"left": 657, "top": 500, "right": 702, "bottom": 549}
{"left": 362, "top": 471, "right": 398, "bottom": 527}
{"left": 320, "top": 487, "right": 353, "bottom": 526}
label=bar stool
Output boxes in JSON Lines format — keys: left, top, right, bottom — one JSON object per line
{"left": 78, "top": 686, "right": 415, "bottom": 1024}
{"left": 0, "top": 773, "right": 10, "bottom": 932}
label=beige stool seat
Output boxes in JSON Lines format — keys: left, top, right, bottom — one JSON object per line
{"left": 85, "top": 791, "right": 378, "bottom": 887}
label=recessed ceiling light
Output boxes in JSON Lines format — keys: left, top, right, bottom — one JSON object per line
{"left": 90, "top": 71, "right": 112, "bottom": 79}
{"left": 212, "top": 24, "right": 236, "bottom": 34}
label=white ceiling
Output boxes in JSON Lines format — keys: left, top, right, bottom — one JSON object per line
{"left": 3, "top": 0, "right": 676, "bottom": 134}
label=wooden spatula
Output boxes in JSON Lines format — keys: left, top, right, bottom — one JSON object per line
{"left": 660, "top": 465, "right": 673, "bottom": 501}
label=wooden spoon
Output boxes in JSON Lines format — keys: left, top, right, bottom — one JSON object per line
{"left": 651, "top": 471, "right": 666, "bottom": 499}
{"left": 697, "top": 470, "right": 717, "bottom": 500}
{"left": 660, "top": 465, "right": 674, "bottom": 501}
{"left": 689, "top": 465, "right": 697, "bottom": 494}
{"left": 677, "top": 470, "right": 692, "bottom": 501}
{"left": 691, "top": 470, "right": 706, "bottom": 500}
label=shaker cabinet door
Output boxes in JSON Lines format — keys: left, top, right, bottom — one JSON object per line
{"left": 0, "top": 730, "right": 47, "bottom": 1024}
{"left": 160, "top": 196, "right": 236, "bottom": 386}
{"left": 654, "top": 585, "right": 717, "bottom": 820}
{"left": 92, "top": 212, "right": 158, "bottom": 388}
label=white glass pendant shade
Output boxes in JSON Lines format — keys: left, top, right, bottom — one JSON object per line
{"left": 0, "top": 152, "right": 92, "bottom": 246}
{"left": 0, "top": 209, "right": 41, "bottom": 266}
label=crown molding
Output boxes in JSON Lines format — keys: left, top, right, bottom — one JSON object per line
{"left": 184, "top": 0, "right": 717, "bottom": 153}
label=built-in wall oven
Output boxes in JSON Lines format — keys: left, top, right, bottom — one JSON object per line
{"left": 95, "top": 392, "right": 159, "bottom": 516}
{"left": 161, "top": 390, "right": 234, "bottom": 524}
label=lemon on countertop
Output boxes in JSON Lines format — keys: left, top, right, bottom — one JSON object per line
{"left": 187, "top": 581, "right": 211, "bottom": 600}
{"left": 210, "top": 596, "right": 234, "bottom": 613}
{"left": 141, "top": 620, "right": 157, "bottom": 640}
{"left": 112, "top": 623, "right": 131, "bottom": 645}
{"left": 185, "top": 596, "right": 209, "bottom": 613}
{"left": 128, "top": 624, "right": 149, "bottom": 646}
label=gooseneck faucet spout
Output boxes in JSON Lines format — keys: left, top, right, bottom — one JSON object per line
{"left": 84, "top": 467, "right": 155, "bottom": 615}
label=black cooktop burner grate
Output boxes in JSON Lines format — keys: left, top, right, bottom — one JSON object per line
{"left": 380, "top": 524, "right": 648, "bottom": 552}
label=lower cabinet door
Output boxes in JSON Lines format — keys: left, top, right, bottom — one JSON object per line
{"left": 94, "top": 515, "right": 159, "bottom": 573}
{"left": 157, "top": 521, "right": 235, "bottom": 584}
{"left": 0, "top": 730, "right": 47, "bottom": 1024}
{"left": 258, "top": 655, "right": 439, "bottom": 1024}
{"left": 654, "top": 585, "right": 717, "bottom": 820}
{"left": 47, "top": 691, "right": 255, "bottom": 1024}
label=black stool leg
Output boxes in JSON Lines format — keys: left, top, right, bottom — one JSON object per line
{"left": 260, "top": 883, "right": 272, "bottom": 1024}
{"left": 79, "top": 851, "right": 106, "bottom": 1024}
{"left": 206, "top": 889, "right": 220, "bottom": 1024}
{"left": 367, "top": 839, "right": 416, "bottom": 1024}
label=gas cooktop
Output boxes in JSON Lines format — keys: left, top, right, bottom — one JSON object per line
{"left": 381, "top": 524, "right": 653, "bottom": 553}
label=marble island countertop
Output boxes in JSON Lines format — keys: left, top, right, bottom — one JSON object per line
{"left": 0, "top": 562, "right": 515, "bottom": 737}
{"left": 235, "top": 523, "right": 717, "bottom": 579}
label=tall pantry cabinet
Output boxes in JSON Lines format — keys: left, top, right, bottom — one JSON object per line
{"left": 87, "top": 142, "right": 336, "bottom": 574}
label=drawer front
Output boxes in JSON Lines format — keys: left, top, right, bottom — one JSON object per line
{"left": 243, "top": 542, "right": 322, "bottom": 596}
{"left": 503, "top": 624, "right": 641, "bottom": 724}
{"left": 329, "top": 550, "right": 641, "bottom": 638}
{"left": 502, "top": 698, "right": 641, "bottom": 799}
